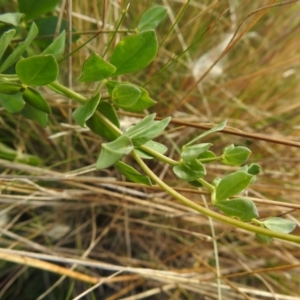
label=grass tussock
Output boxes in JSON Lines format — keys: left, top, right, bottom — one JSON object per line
{"left": 1, "top": 0, "right": 300, "bottom": 299}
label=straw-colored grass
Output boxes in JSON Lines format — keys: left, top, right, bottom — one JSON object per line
{"left": 1, "top": 0, "right": 300, "bottom": 299}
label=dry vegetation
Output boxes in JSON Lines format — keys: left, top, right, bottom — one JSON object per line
{"left": 1, "top": 0, "right": 300, "bottom": 299}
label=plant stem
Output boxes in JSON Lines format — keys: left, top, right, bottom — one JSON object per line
{"left": 132, "top": 150, "right": 300, "bottom": 244}
{"left": 48, "top": 81, "right": 87, "bottom": 104}
{"left": 139, "top": 145, "right": 178, "bottom": 166}
{"left": 197, "top": 178, "right": 215, "bottom": 193}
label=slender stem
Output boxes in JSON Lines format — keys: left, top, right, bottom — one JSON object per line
{"left": 48, "top": 81, "right": 87, "bottom": 104}
{"left": 96, "top": 111, "right": 123, "bottom": 136}
{"left": 102, "top": 3, "right": 130, "bottom": 57}
{"left": 132, "top": 150, "right": 300, "bottom": 244}
{"left": 197, "top": 178, "right": 215, "bottom": 193}
{"left": 139, "top": 145, "right": 178, "bottom": 166}
{"left": 199, "top": 156, "right": 222, "bottom": 163}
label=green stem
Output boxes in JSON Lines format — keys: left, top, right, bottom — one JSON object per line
{"left": 132, "top": 150, "right": 300, "bottom": 244}
{"left": 199, "top": 156, "right": 222, "bottom": 163}
{"left": 139, "top": 145, "right": 178, "bottom": 166}
{"left": 197, "top": 178, "right": 215, "bottom": 193}
{"left": 48, "top": 81, "right": 87, "bottom": 104}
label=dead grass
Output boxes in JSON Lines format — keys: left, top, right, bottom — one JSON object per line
{"left": 1, "top": 0, "right": 300, "bottom": 299}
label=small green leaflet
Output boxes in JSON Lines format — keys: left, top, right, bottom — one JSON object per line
{"left": 42, "top": 30, "right": 66, "bottom": 60}
{"left": 126, "top": 114, "right": 171, "bottom": 147}
{"left": 173, "top": 160, "right": 206, "bottom": 181}
{"left": 22, "top": 87, "right": 51, "bottom": 114}
{"left": 181, "top": 143, "right": 212, "bottom": 162}
{"left": 79, "top": 53, "right": 116, "bottom": 82}
{"left": 0, "top": 22, "right": 38, "bottom": 73}
{"left": 215, "top": 171, "right": 253, "bottom": 202}
{"left": 112, "top": 83, "right": 141, "bottom": 108}
{"left": 126, "top": 114, "right": 156, "bottom": 136}
{"left": 247, "top": 163, "right": 261, "bottom": 175}
{"left": 72, "top": 93, "right": 101, "bottom": 127}
{"left": 215, "top": 198, "right": 259, "bottom": 221}
{"left": 0, "top": 83, "right": 22, "bottom": 95}
{"left": 221, "top": 145, "right": 251, "bottom": 166}
{"left": 114, "top": 161, "right": 152, "bottom": 186}
{"left": 109, "top": 30, "right": 158, "bottom": 76}
{"left": 138, "top": 6, "right": 168, "bottom": 31}
{"left": 16, "top": 54, "right": 59, "bottom": 86}
{"left": 0, "top": 13, "right": 23, "bottom": 26}
{"left": 0, "top": 29, "right": 16, "bottom": 61}
{"left": 107, "top": 80, "right": 156, "bottom": 112}
{"left": 263, "top": 217, "right": 296, "bottom": 234}
{"left": 125, "top": 86, "right": 156, "bottom": 112}
{"left": 185, "top": 120, "right": 227, "bottom": 147}
{"left": 96, "top": 135, "right": 133, "bottom": 169}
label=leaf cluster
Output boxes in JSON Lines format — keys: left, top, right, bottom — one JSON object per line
{"left": 0, "top": 3, "right": 297, "bottom": 244}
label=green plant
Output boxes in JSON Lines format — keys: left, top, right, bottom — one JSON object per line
{"left": 0, "top": 4, "right": 298, "bottom": 245}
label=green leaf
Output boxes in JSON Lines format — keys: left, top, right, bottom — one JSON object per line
{"left": 125, "top": 114, "right": 156, "bottom": 136}
{"left": 247, "top": 163, "right": 261, "bottom": 175}
{"left": 42, "top": 30, "right": 65, "bottom": 60}
{"left": 0, "top": 83, "right": 22, "bottom": 95}
{"left": 18, "top": 0, "right": 60, "bottom": 20}
{"left": 173, "top": 160, "right": 206, "bottom": 181}
{"left": 0, "top": 142, "right": 42, "bottom": 165}
{"left": 114, "top": 161, "right": 152, "bottom": 186}
{"left": 16, "top": 54, "right": 59, "bottom": 86}
{"left": 86, "top": 101, "right": 120, "bottom": 141}
{"left": 96, "top": 135, "right": 133, "bottom": 169}
{"left": 22, "top": 87, "right": 51, "bottom": 114}
{"left": 0, "top": 13, "right": 23, "bottom": 26}
{"left": 109, "top": 30, "right": 158, "bottom": 76}
{"left": 112, "top": 83, "right": 141, "bottom": 108}
{"left": 0, "top": 29, "right": 16, "bottom": 61}
{"left": 215, "top": 171, "right": 253, "bottom": 202}
{"left": 79, "top": 53, "right": 116, "bottom": 82}
{"left": 181, "top": 143, "right": 212, "bottom": 162}
{"left": 222, "top": 145, "right": 251, "bottom": 166}
{"left": 125, "top": 86, "right": 156, "bottom": 112}
{"left": 0, "top": 92, "right": 25, "bottom": 113}
{"left": 255, "top": 233, "right": 273, "bottom": 244}
{"left": 215, "top": 198, "right": 259, "bottom": 221}
{"left": 129, "top": 117, "right": 171, "bottom": 147}
{"left": 263, "top": 217, "right": 296, "bottom": 234}
{"left": 106, "top": 80, "right": 156, "bottom": 112}
{"left": 21, "top": 103, "right": 48, "bottom": 127}
{"left": 135, "top": 140, "right": 168, "bottom": 159}
{"left": 186, "top": 120, "right": 227, "bottom": 147}
{"left": 138, "top": 6, "right": 167, "bottom": 31}
{"left": 0, "top": 22, "right": 38, "bottom": 73}
{"left": 223, "top": 144, "right": 234, "bottom": 152}
{"left": 72, "top": 93, "right": 101, "bottom": 127}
